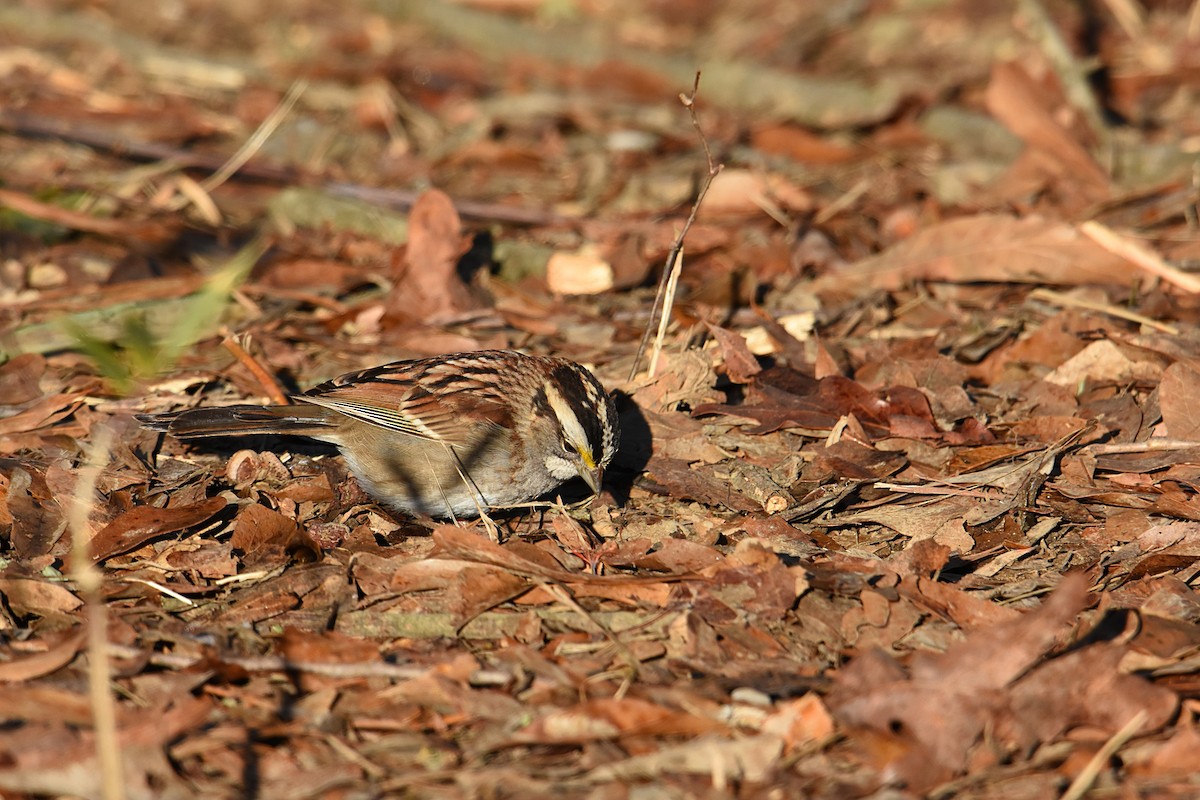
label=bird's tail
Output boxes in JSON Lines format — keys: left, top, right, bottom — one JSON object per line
{"left": 137, "top": 404, "right": 338, "bottom": 439}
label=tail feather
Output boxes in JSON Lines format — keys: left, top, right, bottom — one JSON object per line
{"left": 137, "top": 405, "right": 338, "bottom": 439}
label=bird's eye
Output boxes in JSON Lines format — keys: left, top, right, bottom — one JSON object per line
{"left": 560, "top": 436, "right": 574, "bottom": 455}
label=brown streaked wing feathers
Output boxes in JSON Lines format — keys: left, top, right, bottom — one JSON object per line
{"left": 295, "top": 374, "right": 512, "bottom": 444}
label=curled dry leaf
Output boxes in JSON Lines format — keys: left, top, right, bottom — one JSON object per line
{"left": 89, "top": 496, "right": 227, "bottom": 563}
{"left": 705, "top": 323, "right": 762, "bottom": 383}
{"left": 230, "top": 502, "right": 321, "bottom": 568}
{"left": 0, "top": 578, "right": 82, "bottom": 618}
{"left": 0, "top": 629, "right": 85, "bottom": 684}
{"left": 383, "top": 187, "right": 476, "bottom": 324}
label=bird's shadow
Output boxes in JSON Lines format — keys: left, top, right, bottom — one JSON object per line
{"left": 602, "top": 388, "right": 651, "bottom": 509}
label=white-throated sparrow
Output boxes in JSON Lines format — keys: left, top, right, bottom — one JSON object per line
{"left": 138, "top": 350, "right": 619, "bottom": 518}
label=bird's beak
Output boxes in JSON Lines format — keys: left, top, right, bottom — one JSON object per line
{"left": 579, "top": 464, "right": 602, "bottom": 495}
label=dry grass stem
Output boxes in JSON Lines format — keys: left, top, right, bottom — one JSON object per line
{"left": 647, "top": 247, "right": 683, "bottom": 378}
{"left": 629, "top": 72, "right": 723, "bottom": 381}
{"left": 201, "top": 78, "right": 308, "bottom": 193}
{"left": 1080, "top": 221, "right": 1200, "bottom": 293}
{"left": 1099, "top": 0, "right": 1146, "bottom": 38}
{"left": 1060, "top": 709, "right": 1148, "bottom": 800}
{"left": 1028, "top": 287, "right": 1179, "bottom": 334}
{"left": 67, "top": 425, "right": 125, "bottom": 800}
{"left": 221, "top": 331, "right": 290, "bottom": 404}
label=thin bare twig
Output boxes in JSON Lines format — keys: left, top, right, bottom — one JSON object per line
{"left": 628, "top": 72, "right": 724, "bottom": 381}
{"left": 221, "top": 331, "right": 290, "bottom": 404}
{"left": 1060, "top": 709, "right": 1148, "bottom": 800}
{"left": 1028, "top": 287, "right": 1179, "bottom": 334}
{"left": 1080, "top": 221, "right": 1200, "bottom": 293}
{"left": 647, "top": 244, "right": 685, "bottom": 379}
{"left": 105, "top": 642, "right": 428, "bottom": 680}
{"left": 202, "top": 79, "right": 307, "bottom": 193}
{"left": 68, "top": 425, "right": 124, "bottom": 800}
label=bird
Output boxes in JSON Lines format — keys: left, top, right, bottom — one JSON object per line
{"left": 138, "top": 350, "right": 620, "bottom": 519}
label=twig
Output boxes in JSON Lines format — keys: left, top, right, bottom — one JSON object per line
{"left": 67, "top": 425, "right": 125, "bottom": 800}
{"left": 813, "top": 177, "right": 870, "bottom": 226}
{"left": 1085, "top": 439, "right": 1200, "bottom": 454}
{"left": 1028, "top": 287, "right": 1179, "bottom": 334}
{"left": 538, "top": 581, "right": 641, "bottom": 692}
{"left": 221, "top": 331, "right": 290, "bottom": 405}
{"left": 1080, "top": 220, "right": 1200, "bottom": 293}
{"left": 0, "top": 188, "right": 156, "bottom": 238}
{"left": 240, "top": 282, "right": 350, "bottom": 314}
{"left": 647, "top": 245, "right": 684, "bottom": 379}
{"left": 628, "top": 72, "right": 724, "bottom": 381}
{"left": 1099, "top": 0, "right": 1146, "bottom": 38}
{"left": 873, "top": 482, "right": 1007, "bottom": 500}
{"left": 105, "top": 642, "right": 429, "bottom": 680}
{"left": 202, "top": 79, "right": 307, "bottom": 193}
{"left": 123, "top": 577, "right": 195, "bottom": 606}
{"left": 1060, "top": 709, "right": 1148, "bottom": 800}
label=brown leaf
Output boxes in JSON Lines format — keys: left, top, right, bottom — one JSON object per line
{"left": 830, "top": 575, "right": 1091, "bottom": 782}
{"left": 1128, "top": 724, "right": 1200, "bottom": 778}
{"left": 634, "top": 538, "right": 725, "bottom": 574}
{"left": 449, "top": 564, "right": 531, "bottom": 625}
{"left": 89, "top": 497, "right": 227, "bottom": 562}
{"left": 0, "top": 685, "right": 93, "bottom": 725}
{"left": 0, "top": 578, "right": 82, "bottom": 618}
{"left": 816, "top": 215, "right": 1134, "bottom": 292}
{"left": 642, "top": 456, "right": 763, "bottom": 512}
{"left": 384, "top": 188, "right": 475, "bottom": 323}
{"left": 512, "top": 697, "right": 727, "bottom": 744}
{"left": 0, "top": 393, "right": 84, "bottom": 436}
{"left": 278, "top": 627, "right": 379, "bottom": 665}
{"left": 230, "top": 503, "right": 321, "bottom": 568}
{"left": 706, "top": 324, "right": 762, "bottom": 383}
{"left": 1008, "top": 643, "right": 1178, "bottom": 742}
{"left": 699, "top": 168, "right": 811, "bottom": 219}
{"left": 751, "top": 123, "right": 860, "bottom": 164}
{"left": 911, "top": 573, "right": 1088, "bottom": 688}
{"left": 904, "top": 576, "right": 1022, "bottom": 630}
{"left": 432, "top": 525, "right": 583, "bottom": 582}
{"left": 1045, "top": 339, "right": 1165, "bottom": 389}
{"left": 0, "top": 629, "right": 85, "bottom": 683}
{"left": 0, "top": 354, "right": 46, "bottom": 405}
{"left": 5, "top": 468, "right": 64, "bottom": 559}
{"left": 1159, "top": 361, "right": 1200, "bottom": 441}
{"left": 984, "top": 62, "right": 1111, "bottom": 204}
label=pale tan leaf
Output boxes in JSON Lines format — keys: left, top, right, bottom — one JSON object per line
{"left": 817, "top": 214, "right": 1134, "bottom": 291}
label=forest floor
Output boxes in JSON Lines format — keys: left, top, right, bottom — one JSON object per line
{"left": 2, "top": 1, "right": 1200, "bottom": 798}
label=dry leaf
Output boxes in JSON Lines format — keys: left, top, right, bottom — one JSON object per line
{"left": 817, "top": 215, "right": 1134, "bottom": 292}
